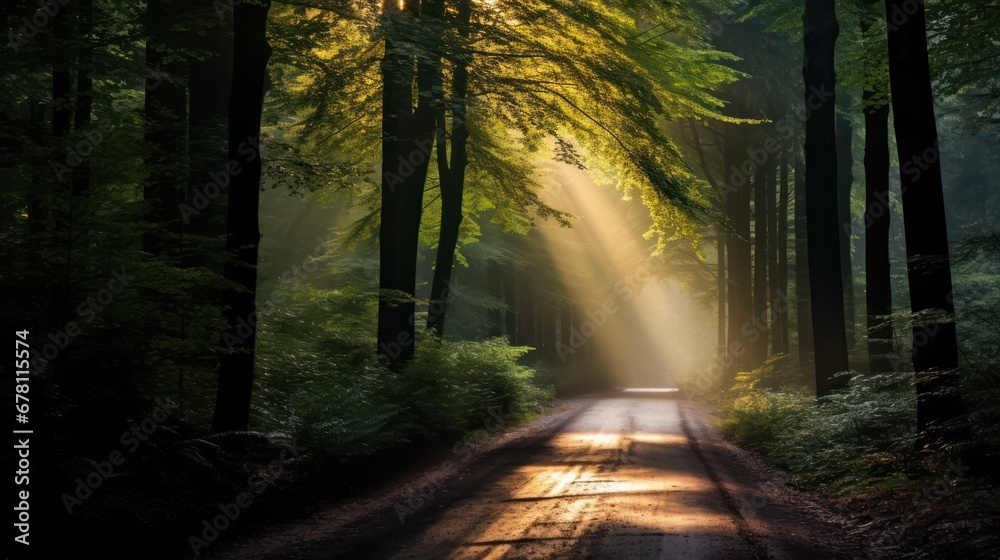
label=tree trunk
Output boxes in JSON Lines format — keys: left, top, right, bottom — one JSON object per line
{"left": 187, "top": 6, "right": 233, "bottom": 269}
{"left": 725, "top": 122, "right": 753, "bottom": 376}
{"left": 717, "top": 236, "right": 726, "bottom": 362}
{"left": 504, "top": 271, "right": 517, "bottom": 340}
{"left": 27, "top": 101, "right": 46, "bottom": 236}
{"left": 516, "top": 279, "right": 536, "bottom": 351}
{"left": 884, "top": 0, "right": 965, "bottom": 435}
{"left": 53, "top": 0, "right": 95, "bottom": 311}
{"left": 427, "top": 0, "right": 471, "bottom": 336}
{"left": 377, "top": 0, "right": 437, "bottom": 368}
{"left": 487, "top": 262, "right": 503, "bottom": 337}
{"left": 543, "top": 307, "right": 557, "bottom": 361}
{"left": 777, "top": 150, "right": 790, "bottom": 354}
{"left": 794, "top": 152, "right": 815, "bottom": 364}
{"left": 70, "top": 0, "right": 93, "bottom": 267}
{"left": 560, "top": 305, "right": 572, "bottom": 364}
{"left": 211, "top": 0, "right": 271, "bottom": 434}
{"left": 752, "top": 156, "right": 769, "bottom": 367}
{"left": 804, "top": 0, "right": 850, "bottom": 396}
{"left": 863, "top": 90, "right": 894, "bottom": 373}
{"left": 143, "top": 0, "right": 188, "bottom": 258}
{"left": 53, "top": 44, "right": 71, "bottom": 302}
{"left": 836, "top": 114, "right": 856, "bottom": 351}
{"left": 767, "top": 153, "right": 781, "bottom": 356}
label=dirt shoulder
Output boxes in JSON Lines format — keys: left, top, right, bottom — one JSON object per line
{"left": 199, "top": 398, "right": 595, "bottom": 560}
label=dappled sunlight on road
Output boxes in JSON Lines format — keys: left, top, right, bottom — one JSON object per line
{"left": 401, "top": 396, "right": 751, "bottom": 560}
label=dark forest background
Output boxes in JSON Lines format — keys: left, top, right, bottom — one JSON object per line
{"left": 1, "top": 0, "right": 998, "bottom": 558}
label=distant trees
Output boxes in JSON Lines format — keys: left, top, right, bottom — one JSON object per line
{"left": 793, "top": 153, "right": 814, "bottom": 365}
{"left": 699, "top": 0, "right": 982, "bottom": 455}
{"left": 835, "top": 113, "right": 855, "bottom": 350}
{"left": 372, "top": 0, "right": 737, "bottom": 368}
{"left": 859, "top": 0, "right": 894, "bottom": 374}
{"left": 724, "top": 114, "right": 753, "bottom": 376}
{"left": 774, "top": 152, "right": 790, "bottom": 355}
{"left": 752, "top": 148, "right": 770, "bottom": 368}
{"left": 143, "top": 0, "right": 187, "bottom": 258}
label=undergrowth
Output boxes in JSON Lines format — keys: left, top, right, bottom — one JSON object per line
{"left": 713, "top": 354, "right": 1000, "bottom": 495}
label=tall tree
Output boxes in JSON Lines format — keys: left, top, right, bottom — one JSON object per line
{"left": 884, "top": 0, "right": 965, "bottom": 435}
{"left": 487, "top": 262, "right": 503, "bottom": 337}
{"left": 503, "top": 271, "right": 517, "bottom": 340}
{"left": 804, "top": 0, "right": 850, "bottom": 396}
{"left": 69, "top": 0, "right": 93, "bottom": 279}
{"left": 861, "top": 1, "right": 894, "bottom": 374}
{"left": 187, "top": 2, "right": 234, "bottom": 269}
{"left": 52, "top": 11, "right": 72, "bottom": 302}
{"left": 684, "top": 119, "right": 728, "bottom": 364}
{"left": 793, "top": 152, "right": 814, "bottom": 365}
{"left": 515, "top": 277, "right": 536, "bottom": 350}
{"left": 717, "top": 236, "right": 726, "bottom": 362}
{"left": 143, "top": 0, "right": 188, "bottom": 258}
{"left": 377, "top": 0, "right": 437, "bottom": 368}
{"left": 836, "top": 113, "right": 856, "bottom": 349}
{"left": 767, "top": 152, "right": 781, "bottom": 355}
{"left": 776, "top": 150, "right": 790, "bottom": 354}
{"left": 725, "top": 121, "right": 753, "bottom": 376}
{"left": 560, "top": 305, "right": 573, "bottom": 364}
{"left": 211, "top": 0, "right": 272, "bottom": 434}
{"left": 427, "top": 0, "right": 471, "bottom": 336}
{"left": 752, "top": 155, "right": 770, "bottom": 367}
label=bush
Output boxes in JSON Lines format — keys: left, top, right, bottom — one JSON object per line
{"left": 775, "top": 373, "right": 916, "bottom": 492}
{"left": 253, "top": 284, "right": 553, "bottom": 464}
{"left": 715, "top": 356, "right": 811, "bottom": 452}
{"left": 715, "top": 356, "right": 918, "bottom": 493}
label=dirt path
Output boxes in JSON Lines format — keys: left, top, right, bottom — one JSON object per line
{"left": 206, "top": 392, "right": 868, "bottom": 559}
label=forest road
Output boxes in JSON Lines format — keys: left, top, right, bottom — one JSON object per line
{"left": 224, "top": 392, "right": 867, "bottom": 560}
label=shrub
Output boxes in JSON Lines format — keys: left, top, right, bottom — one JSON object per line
{"left": 715, "top": 356, "right": 811, "bottom": 452}
{"left": 715, "top": 356, "right": 918, "bottom": 493}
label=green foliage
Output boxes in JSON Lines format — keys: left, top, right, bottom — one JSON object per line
{"left": 715, "top": 356, "right": 812, "bottom": 451}
{"left": 716, "top": 360, "right": 919, "bottom": 494}
{"left": 776, "top": 373, "right": 917, "bottom": 493}
{"left": 405, "top": 337, "right": 554, "bottom": 425}
{"left": 252, "top": 280, "right": 552, "bottom": 463}
{"left": 954, "top": 231, "right": 1000, "bottom": 466}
